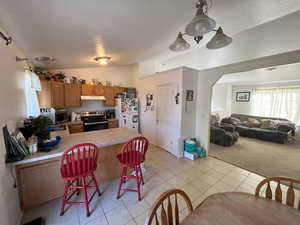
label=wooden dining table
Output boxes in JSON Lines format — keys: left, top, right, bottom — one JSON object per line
{"left": 180, "top": 192, "right": 300, "bottom": 225}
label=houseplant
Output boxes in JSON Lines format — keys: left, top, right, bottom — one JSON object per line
{"left": 31, "top": 116, "right": 53, "bottom": 141}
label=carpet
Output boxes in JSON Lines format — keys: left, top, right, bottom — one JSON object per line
{"left": 209, "top": 127, "right": 300, "bottom": 181}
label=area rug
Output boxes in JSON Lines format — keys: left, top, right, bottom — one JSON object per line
{"left": 209, "top": 127, "right": 300, "bottom": 181}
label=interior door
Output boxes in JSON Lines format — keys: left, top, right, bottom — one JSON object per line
{"left": 156, "top": 83, "right": 178, "bottom": 154}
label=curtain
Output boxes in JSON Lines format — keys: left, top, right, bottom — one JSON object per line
{"left": 25, "top": 71, "right": 41, "bottom": 118}
{"left": 251, "top": 88, "right": 300, "bottom": 125}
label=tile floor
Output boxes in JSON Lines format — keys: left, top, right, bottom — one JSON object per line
{"left": 22, "top": 145, "right": 298, "bottom": 225}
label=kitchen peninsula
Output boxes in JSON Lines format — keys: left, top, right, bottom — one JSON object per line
{"left": 14, "top": 128, "right": 139, "bottom": 209}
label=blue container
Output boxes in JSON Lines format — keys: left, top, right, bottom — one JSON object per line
{"left": 184, "top": 140, "right": 197, "bottom": 153}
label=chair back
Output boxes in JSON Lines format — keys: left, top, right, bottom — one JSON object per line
{"left": 255, "top": 177, "right": 300, "bottom": 209}
{"left": 60, "top": 143, "right": 99, "bottom": 178}
{"left": 144, "top": 189, "right": 193, "bottom": 225}
{"left": 120, "top": 136, "right": 149, "bottom": 165}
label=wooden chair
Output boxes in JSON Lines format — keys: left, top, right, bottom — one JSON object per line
{"left": 144, "top": 189, "right": 193, "bottom": 225}
{"left": 116, "top": 136, "right": 149, "bottom": 201}
{"left": 255, "top": 177, "right": 300, "bottom": 209}
{"left": 60, "top": 143, "right": 101, "bottom": 217}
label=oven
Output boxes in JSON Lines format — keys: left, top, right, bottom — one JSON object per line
{"left": 81, "top": 113, "right": 108, "bottom": 132}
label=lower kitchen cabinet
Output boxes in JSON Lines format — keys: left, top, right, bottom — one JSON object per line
{"left": 108, "top": 119, "right": 119, "bottom": 129}
{"left": 68, "top": 123, "right": 84, "bottom": 133}
{"left": 15, "top": 143, "right": 125, "bottom": 209}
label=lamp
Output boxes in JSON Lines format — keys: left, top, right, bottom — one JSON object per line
{"left": 206, "top": 27, "right": 232, "bottom": 49}
{"left": 94, "top": 56, "right": 111, "bottom": 65}
{"left": 185, "top": 7, "right": 216, "bottom": 37}
{"left": 169, "top": 32, "right": 190, "bottom": 52}
{"left": 169, "top": 0, "right": 232, "bottom": 51}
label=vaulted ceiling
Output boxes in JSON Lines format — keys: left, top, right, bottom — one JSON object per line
{"left": 0, "top": 0, "right": 300, "bottom": 69}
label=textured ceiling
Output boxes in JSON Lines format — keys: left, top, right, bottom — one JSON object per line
{"left": 218, "top": 63, "right": 300, "bottom": 85}
{"left": 0, "top": 0, "right": 300, "bottom": 69}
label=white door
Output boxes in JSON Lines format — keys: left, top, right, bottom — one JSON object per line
{"left": 156, "top": 83, "right": 178, "bottom": 155}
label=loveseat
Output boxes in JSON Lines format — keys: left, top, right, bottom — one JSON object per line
{"left": 221, "top": 114, "right": 295, "bottom": 144}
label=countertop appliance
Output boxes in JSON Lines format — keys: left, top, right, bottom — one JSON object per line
{"left": 116, "top": 98, "right": 139, "bottom": 132}
{"left": 40, "top": 108, "right": 56, "bottom": 123}
{"left": 80, "top": 111, "right": 108, "bottom": 132}
{"left": 55, "top": 109, "right": 69, "bottom": 124}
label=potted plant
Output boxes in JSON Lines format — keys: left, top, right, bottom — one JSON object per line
{"left": 31, "top": 116, "right": 53, "bottom": 141}
{"left": 53, "top": 72, "right": 66, "bottom": 82}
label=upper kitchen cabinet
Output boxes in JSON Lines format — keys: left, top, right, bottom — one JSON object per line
{"left": 114, "top": 86, "right": 127, "bottom": 96}
{"left": 38, "top": 80, "right": 52, "bottom": 108}
{"left": 38, "top": 80, "right": 65, "bottom": 108}
{"left": 38, "top": 80, "right": 81, "bottom": 108}
{"left": 64, "top": 83, "right": 81, "bottom": 107}
{"left": 51, "top": 81, "right": 65, "bottom": 108}
{"left": 95, "top": 85, "right": 105, "bottom": 96}
{"left": 81, "top": 84, "right": 95, "bottom": 96}
{"left": 104, "top": 86, "right": 115, "bottom": 106}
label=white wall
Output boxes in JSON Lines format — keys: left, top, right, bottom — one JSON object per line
{"left": 211, "top": 83, "right": 232, "bottom": 119}
{"left": 231, "top": 81, "right": 300, "bottom": 115}
{"left": 51, "top": 65, "right": 136, "bottom": 87}
{"left": 0, "top": 33, "right": 28, "bottom": 225}
{"left": 137, "top": 67, "right": 198, "bottom": 157}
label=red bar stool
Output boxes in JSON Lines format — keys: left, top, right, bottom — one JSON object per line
{"left": 116, "top": 136, "right": 149, "bottom": 201}
{"left": 60, "top": 143, "right": 101, "bottom": 217}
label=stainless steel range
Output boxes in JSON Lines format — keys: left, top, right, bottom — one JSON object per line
{"left": 80, "top": 111, "right": 108, "bottom": 132}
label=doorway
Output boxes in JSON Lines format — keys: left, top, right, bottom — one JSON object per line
{"left": 156, "top": 82, "right": 178, "bottom": 155}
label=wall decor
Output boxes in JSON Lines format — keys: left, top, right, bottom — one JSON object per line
{"left": 186, "top": 90, "right": 194, "bottom": 101}
{"left": 236, "top": 91, "right": 250, "bottom": 102}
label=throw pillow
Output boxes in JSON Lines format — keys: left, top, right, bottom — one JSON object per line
{"left": 247, "top": 118, "right": 261, "bottom": 127}
{"left": 260, "top": 119, "right": 272, "bottom": 129}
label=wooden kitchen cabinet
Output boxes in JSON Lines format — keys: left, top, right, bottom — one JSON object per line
{"left": 95, "top": 85, "right": 105, "bottom": 96}
{"left": 38, "top": 80, "right": 65, "bottom": 108}
{"left": 51, "top": 81, "right": 65, "bottom": 108}
{"left": 68, "top": 123, "right": 84, "bottom": 133}
{"left": 81, "top": 84, "right": 95, "bottom": 96}
{"left": 104, "top": 86, "right": 116, "bottom": 106}
{"left": 114, "top": 86, "right": 127, "bottom": 96}
{"left": 64, "top": 83, "right": 81, "bottom": 107}
{"left": 16, "top": 158, "right": 64, "bottom": 209}
{"left": 38, "top": 80, "right": 52, "bottom": 108}
{"left": 108, "top": 119, "right": 119, "bottom": 129}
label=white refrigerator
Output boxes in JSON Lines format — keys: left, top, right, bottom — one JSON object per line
{"left": 116, "top": 98, "right": 139, "bottom": 132}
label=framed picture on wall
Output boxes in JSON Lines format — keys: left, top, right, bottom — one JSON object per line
{"left": 236, "top": 92, "right": 250, "bottom": 102}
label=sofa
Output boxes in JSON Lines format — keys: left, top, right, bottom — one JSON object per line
{"left": 210, "top": 115, "right": 239, "bottom": 147}
{"left": 221, "top": 114, "right": 296, "bottom": 144}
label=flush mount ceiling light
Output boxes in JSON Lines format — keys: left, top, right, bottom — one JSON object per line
{"left": 170, "top": 0, "right": 232, "bottom": 52}
{"left": 35, "top": 56, "right": 55, "bottom": 62}
{"left": 94, "top": 56, "right": 111, "bottom": 65}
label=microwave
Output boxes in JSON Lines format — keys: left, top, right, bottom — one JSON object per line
{"left": 55, "top": 109, "right": 69, "bottom": 124}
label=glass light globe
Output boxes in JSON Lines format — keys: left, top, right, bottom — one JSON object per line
{"left": 206, "top": 27, "right": 232, "bottom": 49}
{"left": 185, "top": 8, "right": 216, "bottom": 37}
{"left": 169, "top": 32, "right": 190, "bottom": 52}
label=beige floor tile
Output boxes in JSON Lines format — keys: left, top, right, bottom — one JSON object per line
{"left": 24, "top": 145, "right": 272, "bottom": 225}
{"left": 133, "top": 213, "right": 148, "bottom": 225}
{"left": 105, "top": 205, "right": 133, "bottom": 225}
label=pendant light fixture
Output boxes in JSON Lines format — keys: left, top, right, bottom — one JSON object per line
{"left": 185, "top": 1, "right": 216, "bottom": 37}
{"left": 169, "top": 0, "right": 232, "bottom": 52}
{"left": 206, "top": 27, "right": 232, "bottom": 49}
{"left": 169, "top": 32, "right": 190, "bottom": 51}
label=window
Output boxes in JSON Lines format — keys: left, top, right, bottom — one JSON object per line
{"left": 251, "top": 87, "right": 300, "bottom": 124}
{"left": 24, "top": 71, "right": 41, "bottom": 118}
